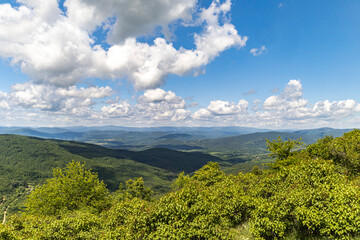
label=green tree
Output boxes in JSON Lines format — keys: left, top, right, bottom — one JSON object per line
{"left": 307, "top": 129, "right": 360, "bottom": 175}
{"left": 115, "top": 177, "right": 153, "bottom": 201}
{"left": 25, "top": 161, "right": 110, "bottom": 216}
{"left": 266, "top": 137, "right": 303, "bottom": 168}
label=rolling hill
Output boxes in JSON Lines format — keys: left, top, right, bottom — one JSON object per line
{"left": 0, "top": 134, "right": 223, "bottom": 194}
{"left": 0, "top": 127, "right": 351, "bottom": 154}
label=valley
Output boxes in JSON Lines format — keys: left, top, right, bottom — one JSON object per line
{"left": 0, "top": 126, "right": 351, "bottom": 217}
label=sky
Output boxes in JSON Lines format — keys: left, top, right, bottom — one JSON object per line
{"left": 0, "top": 0, "right": 360, "bottom": 129}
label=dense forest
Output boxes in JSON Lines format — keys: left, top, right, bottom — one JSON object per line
{"left": 1, "top": 130, "right": 360, "bottom": 239}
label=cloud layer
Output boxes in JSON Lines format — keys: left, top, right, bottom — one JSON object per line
{"left": 0, "top": 0, "right": 247, "bottom": 89}
{"left": 0, "top": 79, "right": 359, "bottom": 128}
{"left": 1, "top": 1, "right": 359, "bottom": 128}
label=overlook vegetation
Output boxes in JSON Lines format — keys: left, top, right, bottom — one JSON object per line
{"left": 0, "top": 135, "right": 222, "bottom": 216}
{"left": 1, "top": 130, "right": 360, "bottom": 239}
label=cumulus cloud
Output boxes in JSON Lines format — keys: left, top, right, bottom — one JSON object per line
{"left": 250, "top": 45, "right": 267, "bottom": 56}
{"left": 192, "top": 80, "right": 360, "bottom": 128}
{"left": 193, "top": 99, "right": 248, "bottom": 120}
{"left": 0, "top": 79, "right": 359, "bottom": 128}
{"left": 261, "top": 80, "right": 360, "bottom": 123}
{"left": 207, "top": 100, "right": 248, "bottom": 115}
{"left": 0, "top": 1, "right": 94, "bottom": 87}
{"left": 136, "top": 89, "right": 190, "bottom": 121}
{"left": 65, "top": 0, "right": 197, "bottom": 43}
{"left": 1, "top": 82, "right": 112, "bottom": 114}
{"left": 0, "top": 0, "right": 247, "bottom": 90}
{"left": 138, "top": 88, "right": 178, "bottom": 103}
{"left": 193, "top": 109, "right": 213, "bottom": 120}
{"left": 263, "top": 80, "right": 307, "bottom": 111}
{"left": 311, "top": 99, "right": 360, "bottom": 118}
{"left": 101, "top": 101, "right": 132, "bottom": 118}
{"left": 0, "top": 85, "right": 190, "bottom": 125}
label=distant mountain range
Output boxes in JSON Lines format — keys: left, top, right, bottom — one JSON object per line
{"left": 0, "top": 126, "right": 351, "bottom": 153}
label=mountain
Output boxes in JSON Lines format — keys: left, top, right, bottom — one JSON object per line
{"left": 292, "top": 127, "right": 351, "bottom": 141}
{"left": 0, "top": 134, "right": 225, "bottom": 215}
{"left": 0, "top": 134, "right": 224, "bottom": 194}
{"left": 157, "top": 133, "right": 193, "bottom": 139}
{"left": 0, "top": 126, "right": 352, "bottom": 154}
{"left": 0, "top": 126, "right": 268, "bottom": 141}
{"left": 192, "top": 130, "right": 343, "bottom": 154}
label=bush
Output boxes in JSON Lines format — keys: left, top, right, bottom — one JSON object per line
{"left": 25, "top": 161, "right": 110, "bottom": 216}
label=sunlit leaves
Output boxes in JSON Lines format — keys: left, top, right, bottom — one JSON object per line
{"left": 25, "top": 161, "right": 110, "bottom": 216}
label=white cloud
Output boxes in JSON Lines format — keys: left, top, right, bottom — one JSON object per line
{"left": 138, "top": 88, "right": 175, "bottom": 103}
{"left": 66, "top": 0, "right": 197, "bottom": 43}
{"left": 101, "top": 101, "right": 132, "bottom": 118}
{"left": 93, "top": 0, "right": 247, "bottom": 90}
{"left": 207, "top": 100, "right": 248, "bottom": 115}
{"left": 263, "top": 79, "right": 307, "bottom": 111}
{"left": 3, "top": 82, "right": 113, "bottom": 114}
{"left": 193, "top": 108, "right": 213, "bottom": 120}
{"left": 135, "top": 89, "right": 190, "bottom": 121}
{"left": 250, "top": 45, "right": 267, "bottom": 56}
{"left": 0, "top": 0, "right": 247, "bottom": 90}
{"left": 172, "top": 109, "right": 190, "bottom": 121}
{"left": 0, "top": 1, "right": 94, "bottom": 87}
{"left": 261, "top": 80, "right": 360, "bottom": 126}
{"left": 311, "top": 99, "right": 360, "bottom": 118}
{"left": 0, "top": 80, "right": 359, "bottom": 128}
{"left": 56, "top": 86, "right": 113, "bottom": 99}
{"left": 0, "top": 100, "right": 10, "bottom": 110}
{"left": 192, "top": 80, "right": 360, "bottom": 128}
{"left": 193, "top": 99, "right": 248, "bottom": 122}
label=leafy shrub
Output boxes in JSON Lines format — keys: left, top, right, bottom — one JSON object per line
{"left": 3, "top": 130, "right": 360, "bottom": 239}
{"left": 25, "top": 161, "right": 110, "bottom": 216}
{"left": 251, "top": 133, "right": 360, "bottom": 239}
{"left": 146, "top": 163, "right": 255, "bottom": 239}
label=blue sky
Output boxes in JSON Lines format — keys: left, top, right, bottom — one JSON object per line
{"left": 0, "top": 0, "right": 359, "bottom": 128}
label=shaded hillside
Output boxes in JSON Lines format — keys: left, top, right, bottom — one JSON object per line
{"left": 120, "top": 148, "right": 220, "bottom": 173}
{"left": 0, "top": 134, "right": 222, "bottom": 193}
{"left": 59, "top": 141, "right": 222, "bottom": 173}
{"left": 0, "top": 135, "right": 178, "bottom": 194}
{"left": 157, "top": 133, "right": 193, "bottom": 139}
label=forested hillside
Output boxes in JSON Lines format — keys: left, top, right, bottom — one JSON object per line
{"left": 1, "top": 130, "right": 360, "bottom": 239}
{"left": 0, "top": 135, "right": 222, "bottom": 215}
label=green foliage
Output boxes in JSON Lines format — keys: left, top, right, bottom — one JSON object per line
{"left": 267, "top": 137, "right": 303, "bottom": 161}
{"left": 250, "top": 157, "right": 360, "bottom": 239}
{"left": 5, "top": 211, "right": 103, "bottom": 240}
{"left": 307, "top": 129, "right": 360, "bottom": 175}
{"left": 25, "top": 161, "right": 110, "bottom": 216}
{"left": 0, "top": 134, "right": 177, "bottom": 215}
{"left": 146, "top": 163, "right": 254, "bottom": 239}
{"left": 250, "top": 166, "right": 263, "bottom": 175}
{"left": 266, "top": 137, "right": 303, "bottom": 169}
{"left": 306, "top": 135, "right": 334, "bottom": 160}
{"left": 116, "top": 177, "right": 153, "bottom": 201}
{"left": 2, "top": 130, "right": 360, "bottom": 239}
{"left": 100, "top": 197, "right": 150, "bottom": 239}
